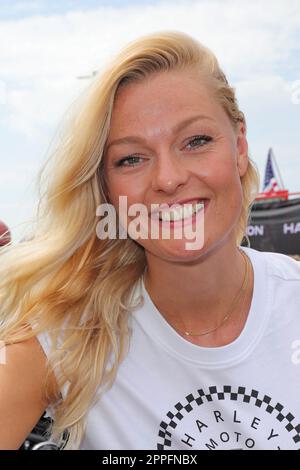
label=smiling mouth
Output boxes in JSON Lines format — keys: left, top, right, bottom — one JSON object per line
{"left": 150, "top": 199, "right": 208, "bottom": 222}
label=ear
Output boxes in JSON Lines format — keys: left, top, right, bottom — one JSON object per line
{"left": 235, "top": 121, "right": 249, "bottom": 177}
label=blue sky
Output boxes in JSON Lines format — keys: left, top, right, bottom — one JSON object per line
{"left": 1, "top": 0, "right": 300, "bottom": 241}
{"left": 0, "top": 0, "right": 157, "bottom": 20}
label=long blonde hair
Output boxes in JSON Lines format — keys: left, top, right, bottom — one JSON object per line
{"left": 0, "top": 30, "right": 259, "bottom": 449}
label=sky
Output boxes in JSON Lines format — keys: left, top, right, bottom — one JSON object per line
{"left": 0, "top": 0, "right": 300, "bottom": 241}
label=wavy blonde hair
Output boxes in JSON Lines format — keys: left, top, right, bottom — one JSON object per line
{"left": 0, "top": 30, "right": 259, "bottom": 449}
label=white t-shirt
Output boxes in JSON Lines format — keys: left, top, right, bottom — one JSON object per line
{"left": 37, "top": 247, "right": 300, "bottom": 450}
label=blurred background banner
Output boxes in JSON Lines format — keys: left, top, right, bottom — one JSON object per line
{"left": 244, "top": 147, "right": 300, "bottom": 254}
{"left": 247, "top": 198, "right": 300, "bottom": 254}
{"left": 0, "top": 0, "right": 300, "bottom": 254}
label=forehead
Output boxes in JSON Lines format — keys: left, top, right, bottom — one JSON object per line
{"left": 108, "top": 68, "right": 228, "bottom": 136}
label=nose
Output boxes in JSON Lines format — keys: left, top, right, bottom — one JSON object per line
{"left": 151, "top": 151, "right": 189, "bottom": 194}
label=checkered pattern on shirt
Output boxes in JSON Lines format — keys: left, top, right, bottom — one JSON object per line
{"left": 157, "top": 385, "right": 300, "bottom": 449}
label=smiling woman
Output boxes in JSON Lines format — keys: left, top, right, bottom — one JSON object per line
{"left": 103, "top": 67, "right": 249, "bottom": 262}
{"left": 0, "top": 30, "right": 300, "bottom": 451}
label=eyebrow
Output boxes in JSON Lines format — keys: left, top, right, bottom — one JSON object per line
{"left": 105, "top": 114, "right": 216, "bottom": 152}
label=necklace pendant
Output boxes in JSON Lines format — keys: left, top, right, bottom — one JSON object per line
{"left": 184, "top": 332, "right": 191, "bottom": 336}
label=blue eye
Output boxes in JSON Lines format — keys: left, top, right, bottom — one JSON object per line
{"left": 116, "top": 155, "right": 143, "bottom": 167}
{"left": 186, "top": 135, "right": 212, "bottom": 149}
{"left": 115, "top": 135, "right": 212, "bottom": 167}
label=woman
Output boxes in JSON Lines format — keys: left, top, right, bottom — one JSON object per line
{"left": 1, "top": 31, "right": 300, "bottom": 450}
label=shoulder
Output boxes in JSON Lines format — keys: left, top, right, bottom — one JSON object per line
{"left": 243, "top": 247, "right": 300, "bottom": 310}
{"left": 0, "top": 335, "right": 50, "bottom": 449}
{"left": 243, "top": 247, "right": 300, "bottom": 281}
{"left": 255, "top": 249, "right": 300, "bottom": 281}
{"left": 3, "top": 330, "right": 59, "bottom": 401}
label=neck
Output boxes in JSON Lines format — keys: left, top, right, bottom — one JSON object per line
{"left": 143, "top": 241, "right": 253, "bottom": 346}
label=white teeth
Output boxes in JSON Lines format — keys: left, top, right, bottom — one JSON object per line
{"left": 158, "top": 201, "right": 204, "bottom": 221}
{"left": 162, "top": 212, "right": 171, "bottom": 222}
{"left": 195, "top": 201, "right": 205, "bottom": 211}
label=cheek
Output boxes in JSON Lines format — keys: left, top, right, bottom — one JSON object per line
{"left": 210, "top": 143, "right": 241, "bottom": 190}
{"left": 205, "top": 155, "right": 243, "bottom": 221}
{"left": 106, "top": 175, "right": 147, "bottom": 208}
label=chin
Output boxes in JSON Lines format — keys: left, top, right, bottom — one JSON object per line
{"left": 146, "top": 238, "right": 207, "bottom": 263}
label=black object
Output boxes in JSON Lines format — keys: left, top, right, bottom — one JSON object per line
{"left": 20, "top": 412, "right": 54, "bottom": 450}
{"left": 244, "top": 197, "right": 300, "bottom": 254}
{"left": 20, "top": 412, "right": 69, "bottom": 450}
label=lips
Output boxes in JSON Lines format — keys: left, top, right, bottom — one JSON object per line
{"left": 150, "top": 198, "right": 209, "bottom": 219}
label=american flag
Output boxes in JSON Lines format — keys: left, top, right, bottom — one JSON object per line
{"left": 263, "top": 148, "right": 280, "bottom": 193}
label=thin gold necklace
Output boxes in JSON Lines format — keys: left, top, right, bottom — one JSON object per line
{"left": 143, "top": 248, "right": 251, "bottom": 338}
{"left": 182, "top": 250, "right": 250, "bottom": 337}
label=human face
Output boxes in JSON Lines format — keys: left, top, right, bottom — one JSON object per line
{"left": 103, "top": 68, "right": 248, "bottom": 263}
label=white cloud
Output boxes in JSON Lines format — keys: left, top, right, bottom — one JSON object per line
{"left": 6, "top": 77, "right": 84, "bottom": 140}
{"left": 236, "top": 73, "right": 300, "bottom": 189}
{"left": 0, "top": 0, "right": 300, "bottom": 239}
{"left": 1, "top": 0, "right": 299, "bottom": 141}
